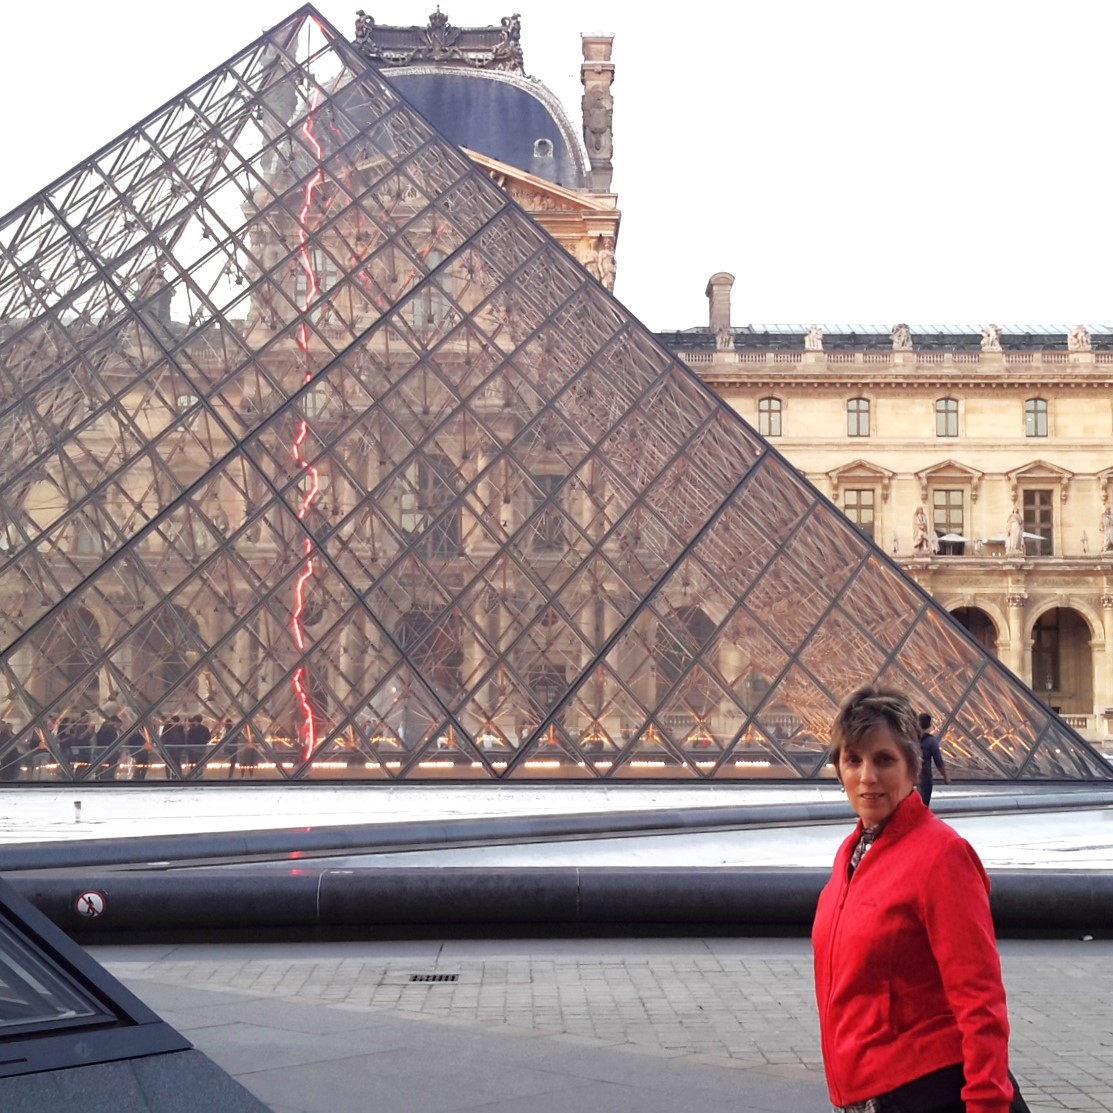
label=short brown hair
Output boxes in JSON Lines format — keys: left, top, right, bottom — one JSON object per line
{"left": 831, "top": 686, "right": 922, "bottom": 782}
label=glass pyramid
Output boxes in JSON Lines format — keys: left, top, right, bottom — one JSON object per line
{"left": 0, "top": 7, "right": 1105, "bottom": 783}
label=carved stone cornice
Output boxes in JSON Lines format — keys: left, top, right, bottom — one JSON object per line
{"left": 354, "top": 10, "right": 525, "bottom": 73}
{"left": 827, "top": 458, "right": 895, "bottom": 503}
{"left": 1007, "top": 460, "right": 1074, "bottom": 504}
{"left": 1007, "top": 593, "right": 1028, "bottom": 609}
{"left": 915, "top": 459, "right": 984, "bottom": 504}
{"left": 1103, "top": 595, "right": 1113, "bottom": 610}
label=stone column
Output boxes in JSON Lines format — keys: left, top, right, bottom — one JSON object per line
{"left": 1098, "top": 595, "right": 1113, "bottom": 735}
{"left": 580, "top": 35, "right": 615, "bottom": 193}
{"left": 1005, "top": 592, "right": 1029, "bottom": 683}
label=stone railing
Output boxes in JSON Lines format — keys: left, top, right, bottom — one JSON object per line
{"left": 676, "top": 349, "right": 1113, "bottom": 372}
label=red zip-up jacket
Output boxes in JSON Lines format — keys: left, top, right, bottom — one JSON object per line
{"left": 812, "top": 791, "right": 1013, "bottom": 1113}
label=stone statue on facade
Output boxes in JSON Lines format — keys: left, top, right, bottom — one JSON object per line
{"left": 1101, "top": 508, "right": 1113, "bottom": 553}
{"left": 805, "top": 326, "right": 824, "bottom": 352}
{"left": 1081, "top": 529, "right": 1089, "bottom": 555}
{"left": 980, "top": 323, "right": 1003, "bottom": 352}
{"left": 421, "top": 9, "right": 463, "bottom": 61}
{"left": 582, "top": 85, "right": 614, "bottom": 161}
{"left": 1068, "top": 324, "right": 1092, "bottom": 353}
{"left": 1006, "top": 506, "right": 1024, "bottom": 554}
{"left": 715, "top": 326, "right": 733, "bottom": 351}
{"left": 912, "top": 505, "right": 931, "bottom": 555}
{"left": 891, "top": 322, "right": 912, "bottom": 351}
{"left": 489, "top": 14, "right": 523, "bottom": 71}
{"left": 585, "top": 235, "right": 616, "bottom": 291}
{"left": 355, "top": 10, "right": 376, "bottom": 45}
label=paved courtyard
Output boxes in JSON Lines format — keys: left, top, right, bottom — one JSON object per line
{"left": 92, "top": 936, "right": 1113, "bottom": 1113}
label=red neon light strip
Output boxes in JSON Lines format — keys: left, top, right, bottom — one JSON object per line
{"left": 290, "top": 86, "right": 326, "bottom": 762}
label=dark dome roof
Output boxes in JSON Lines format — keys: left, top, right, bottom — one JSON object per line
{"left": 385, "top": 69, "right": 588, "bottom": 189}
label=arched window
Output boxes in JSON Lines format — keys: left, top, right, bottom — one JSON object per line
{"left": 399, "top": 452, "right": 460, "bottom": 556}
{"left": 935, "top": 397, "right": 958, "bottom": 437}
{"left": 758, "top": 397, "right": 782, "bottom": 437}
{"left": 1025, "top": 398, "right": 1048, "bottom": 437}
{"left": 952, "top": 607, "right": 998, "bottom": 656}
{"left": 132, "top": 605, "right": 198, "bottom": 707}
{"left": 656, "top": 605, "right": 718, "bottom": 722}
{"left": 397, "top": 608, "right": 463, "bottom": 698}
{"left": 529, "top": 473, "right": 568, "bottom": 552}
{"left": 847, "top": 397, "right": 870, "bottom": 437}
{"left": 35, "top": 606, "right": 102, "bottom": 709}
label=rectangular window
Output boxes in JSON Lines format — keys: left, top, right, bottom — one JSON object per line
{"left": 932, "top": 489, "right": 964, "bottom": 554}
{"left": 74, "top": 528, "right": 105, "bottom": 555}
{"left": 409, "top": 249, "right": 449, "bottom": 327}
{"left": 844, "top": 489, "right": 875, "bottom": 540}
{"left": 935, "top": 398, "right": 958, "bottom": 437}
{"left": 758, "top": 398, "right": 782, "bottom": 437}
{"left": 304, "top": 383, "right": 329, "bottom": 418}
{"left": 292, "top": 249, "right": 340, "bottom": 323}
{"left": 847, "top": 398, "right": 870, "bottom": 437}
{"left": 1023, "top": 489, "right": 1054, "bottom": 555}
{"left": 1025, "top": 398, "right": 1048, "bottom": 437}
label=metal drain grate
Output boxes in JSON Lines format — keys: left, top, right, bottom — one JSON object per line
{"left": 409, "top": 973, "right": 458, "bottom": 983}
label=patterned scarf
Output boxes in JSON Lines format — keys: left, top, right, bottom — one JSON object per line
{"left": 848, "top": 822, "right": 883, "bottom": 875}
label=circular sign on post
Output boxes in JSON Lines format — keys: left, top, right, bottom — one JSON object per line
{"left": 75, "top": 891, "right": 107, "bottom": 918}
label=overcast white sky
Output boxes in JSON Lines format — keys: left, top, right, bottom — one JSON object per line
{"left": 5, "top": 1, "right": 1110, "bottom": 332}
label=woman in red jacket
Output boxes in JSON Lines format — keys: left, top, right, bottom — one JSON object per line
{"left": 812, "top": 686, "right": 1026, "bottom": 1113}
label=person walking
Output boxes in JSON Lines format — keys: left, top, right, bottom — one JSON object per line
{"left": 93, "top": 714, "right": 121, "bottom": 781}
{"left": 160, "top": 715, "right": 186, "bottom": 779}
{"left": 813, "top": 686, "right": 1028, "bottom": 1113}
{"left": 184, "top": 714, "right": 212, "bottom": 776}
{"left": 918, "top": 710, "right": 951, "bottom": 806}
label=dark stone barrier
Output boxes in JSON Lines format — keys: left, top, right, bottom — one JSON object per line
{"left": 10, "top": 866, "right": 1113, "bottom": 942}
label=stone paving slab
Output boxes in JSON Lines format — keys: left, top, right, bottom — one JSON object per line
{"left": 91, "top": 937, "right": 1113, "bottom": 1113}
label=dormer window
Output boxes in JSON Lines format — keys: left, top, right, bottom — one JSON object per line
{"left": 533, "top": 138, "right": 553, "bottom": 159}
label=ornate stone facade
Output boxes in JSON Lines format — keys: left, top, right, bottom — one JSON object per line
{"left": 659, "top": 284, "right": 1113, "bottom": 743}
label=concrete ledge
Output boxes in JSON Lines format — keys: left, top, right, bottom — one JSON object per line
{"left": 10, "top": 866, "right": 1113, "bottom": 941}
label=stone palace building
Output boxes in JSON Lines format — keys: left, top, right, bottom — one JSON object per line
{"left": 659, "top": 277, "right": 1113, "bottom": 744}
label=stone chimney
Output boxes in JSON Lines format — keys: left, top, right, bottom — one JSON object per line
{"left": 705, "top": 272, "right": 734, "bottom": 332}
{"left": 581, "top": 35, "right": 615, "bottom": 192}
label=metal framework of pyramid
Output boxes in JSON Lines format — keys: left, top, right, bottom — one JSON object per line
{"left": 0, "top": 7, "right": 1106, "bottom": 783}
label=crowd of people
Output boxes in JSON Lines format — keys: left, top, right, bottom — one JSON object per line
{"left": 0, "top": 712, "right": 263, "bottom": 780}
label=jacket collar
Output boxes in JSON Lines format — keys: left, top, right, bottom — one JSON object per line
{"left": 843, "top": 788, "right": 928, "bottom": 859}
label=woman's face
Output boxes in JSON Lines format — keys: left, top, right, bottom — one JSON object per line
{"left": 838, "top": 724, "right": 916, "bottom": 825}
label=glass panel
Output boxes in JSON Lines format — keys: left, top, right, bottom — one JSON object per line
{"left": 0, "top": 921, "right": 111, "bottom": 1035}
{"left": 0, "top": 7, "right": 1103, "bottom": 784}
